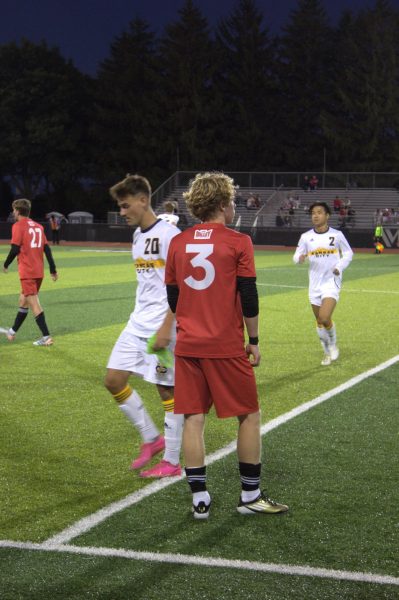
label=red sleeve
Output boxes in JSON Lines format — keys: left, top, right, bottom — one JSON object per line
{"left": 237, "top": 234, "right": 256, "bottom": 278}
{"left": 11, "top": 222, "right": 23, "bottom": 246}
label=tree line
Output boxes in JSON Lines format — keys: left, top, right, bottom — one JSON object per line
{"left": 1, "top": 0, "right": 399, "bottom": 218}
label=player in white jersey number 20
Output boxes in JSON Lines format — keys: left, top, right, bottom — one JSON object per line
{"left": 104, "top": 174, "right": 183, "bottom": 478}
{"left": 293, "top": 202, "right": 353, "bottom": 366}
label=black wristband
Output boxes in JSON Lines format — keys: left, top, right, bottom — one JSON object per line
{"left": 249, "top": 336, "right": 259, "bottom": 345}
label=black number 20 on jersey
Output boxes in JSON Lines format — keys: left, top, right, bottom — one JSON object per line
{"left": 144, "top": 238, "right": 160, "bottom": 254}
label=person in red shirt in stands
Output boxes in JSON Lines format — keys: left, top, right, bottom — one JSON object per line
{"left": 333, "top": 196, "right": 342, "bottom": 213}
{"left": 1, "top": 198, "right": 58, "bottom": 346}
{"left": 165, "top": 171, "right": 288, "bottom": 519}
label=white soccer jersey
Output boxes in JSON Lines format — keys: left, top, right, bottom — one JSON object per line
{"left": 126, "top": 219, "right": 179, "bottom": 338}
{"left": 293, "top": 227, "right": 353, "bottom": 295}
{"left": 158, "top": 212, "right": 179, "bottom": 226}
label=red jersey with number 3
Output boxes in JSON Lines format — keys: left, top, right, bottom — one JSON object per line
{"left": 165, "top": 222, "right": 257, "bottom": 358}
{"left": 11, "top": 218, "right": 47, "bottom": 279}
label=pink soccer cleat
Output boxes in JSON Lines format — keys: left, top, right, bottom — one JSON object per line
{"left": 139, "top": 460, "right": 182, "bottom": 479}
{"left": 130, "top": 436, "right": 165, "bottom": 470}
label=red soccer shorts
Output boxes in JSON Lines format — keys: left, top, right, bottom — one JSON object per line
{"left": 20, "top": 278, "right": 43, "bottom": 296}
{"left": 174, "top": 354, "right": 259, "bottom": 418}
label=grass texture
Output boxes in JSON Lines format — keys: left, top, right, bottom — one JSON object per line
{"left": 0, "top": 245, "right": 398, "bottom": 599}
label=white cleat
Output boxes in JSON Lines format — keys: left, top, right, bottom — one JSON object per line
{"left": 33, "top": 336, "right": 53, "bottom": 346}
{"left": 321, "top": 354, "right": 331, "bottom": 366}
{"left": 0, "top": 327, "right": 15, "bottom": 341}
{"left": 329, "top": 345, "right": 339, "bottom": 361}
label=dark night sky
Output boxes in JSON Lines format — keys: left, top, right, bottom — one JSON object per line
{"left": 1, "top": 0, "right": 398, "bottom": 75}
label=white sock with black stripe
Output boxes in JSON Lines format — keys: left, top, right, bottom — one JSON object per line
{"left": 239, "top": 462, "right": 261, "bottom": 502}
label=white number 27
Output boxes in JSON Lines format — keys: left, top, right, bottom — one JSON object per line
{"left": 184, "top": 244, "right": 215, "bottom": 290}
{"left": 29, "top": 227, "right": 42, "bottom": 248}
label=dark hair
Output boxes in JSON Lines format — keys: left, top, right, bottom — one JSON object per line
{"left": 109, "top": 174, "right": 151, "bottom": 200}
{"left": 309, "top": 201, "right": 331, "bottom": 215}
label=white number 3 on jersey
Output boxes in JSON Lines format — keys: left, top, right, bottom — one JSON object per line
{"left": 184, "top": 244, "right": 215, "bottom": 290}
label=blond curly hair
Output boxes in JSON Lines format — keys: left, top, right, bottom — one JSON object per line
{"left": 183, "top": 172, "right": 236, "bottom": 222}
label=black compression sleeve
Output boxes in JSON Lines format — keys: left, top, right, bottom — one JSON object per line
{"left": 166, "top": 284, "right": 179, "bottom": 313}
{"left": 237, "top": 276, "right": 259, "bottom": 318}
{"left": 4, "top": 244, "right": 20, "bottom": 269}
{"left": 44, "top": 244, "right": 57, "bottom": 274}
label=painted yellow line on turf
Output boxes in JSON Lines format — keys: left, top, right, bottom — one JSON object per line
{"left": 257, "top": 283, "right": 399, "bottom": 294}
{"left": 0, "top": 540, "right": 398, "bottom": 587}
{"left": 43, "top": 354, "right": 399, "bottom": 548}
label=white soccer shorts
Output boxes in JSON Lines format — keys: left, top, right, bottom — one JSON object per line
{"left": 309, "top": 275, "right": 341, "bottom": 306}
{"left": 107, "top": 328, "right": 175, "bottom": 386}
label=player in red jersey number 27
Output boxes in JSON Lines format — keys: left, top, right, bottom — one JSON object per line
{"left": 2, "top": 198, "right": 58, "bottom": 346}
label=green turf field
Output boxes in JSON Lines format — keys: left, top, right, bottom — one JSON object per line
{"left": 0, "top": 246, "right": 398, "bottom": 599}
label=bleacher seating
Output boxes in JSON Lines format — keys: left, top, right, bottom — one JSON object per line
{"left": 158, "top": 185, "right": 399, "bottom": 230}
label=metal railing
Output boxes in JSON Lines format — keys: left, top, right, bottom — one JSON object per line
{"left": 150, "top": 171, "right": 399, "bottom": 208}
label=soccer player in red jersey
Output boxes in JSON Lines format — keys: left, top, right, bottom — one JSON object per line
{"left": 165, "top": 172, "right": 288, "bottom": 518}
{"left": 1, "top": 199, "right": 58, "bottom": 346}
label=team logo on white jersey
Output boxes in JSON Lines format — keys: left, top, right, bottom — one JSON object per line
{"left": 309, "top": 247, "right": 338, "bottom": 257}
{"left": 194, "top": 229, "right": 213, "bottom": 240}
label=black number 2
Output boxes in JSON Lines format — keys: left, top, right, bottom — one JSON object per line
{"left": 329, "top": 237, "right": 335, "bottom": 246}
{"left": 144, "top": 238, "right": 160, "bottom": 254}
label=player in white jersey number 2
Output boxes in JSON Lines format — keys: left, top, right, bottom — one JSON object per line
{"left": 104, "top": 174, "right": 183, "bottom": 478}
{"left": 293, "top": 202, "right": 353, "bottom": 366}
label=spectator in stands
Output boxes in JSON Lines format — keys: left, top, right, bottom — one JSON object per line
{"left": 333, "top": 196, "right": 342, "bottom": 213}
{"left": 309, "top": 175, "right": 319, "bottom": 191}
{"left": 347, "top": 208, "right": 356, "bottom": 227}
{"left": 303, "top": 176, "right": 310, "bottom": 191}
{"left": 344, "top": 196, "right": 351, "bottom": 210}
{"left": 276, "top": 208, "right": 284, "bottom": 227}
{"left": 374, "top": 208, "right": 382, "bottom": 225}
{"left": 338, "top": 205, "right": 348, "bottom": 229}
{"left": 382, "top": 208, "right": 391, "bottom": 224}
{"left": 49, "top": 215, "right": 61, "bottom": 245}
{"left": 246, "top": 194, "right": 257, "bottom": 210}
{"left": 287, "top": 205, "right": 295, "bottom": 227}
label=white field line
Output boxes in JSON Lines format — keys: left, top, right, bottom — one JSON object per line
{"left": 256, "top": 281, "right": 399, "bottom": 294}
{"left": 257, "top": 282, "right": 399, "bottom": 294}
{"left": 80, "top": 249, "right": 130, "bottom": 253}
{"left": 44, "top": 355, "right": 399, "bottom": 546}
{"left": 0, "top": 540, "right": 398, "bottom": 587}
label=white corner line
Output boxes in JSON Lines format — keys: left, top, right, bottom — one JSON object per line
{"left": 44, "top": 355, "right": 399, "bottom": 547}
{"left": 0, "top": 540, "right": 398, "bottom": 587}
